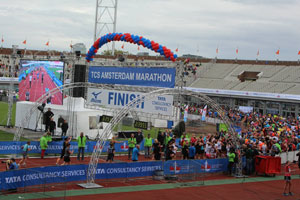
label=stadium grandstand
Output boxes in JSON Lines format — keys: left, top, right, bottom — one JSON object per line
{"left": 179, "top": 59, "right": 300, "bottom": 117}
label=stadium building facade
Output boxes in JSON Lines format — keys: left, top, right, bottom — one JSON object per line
{"left": 1, "top": 47, "right": 300, "bottom": 117}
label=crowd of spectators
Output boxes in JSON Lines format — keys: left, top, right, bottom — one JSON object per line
{"left": 0, "top": 56, "right": 18, "bottom": 77}
{"left": 136, "top": 110, "right": 300, "bottom": 175}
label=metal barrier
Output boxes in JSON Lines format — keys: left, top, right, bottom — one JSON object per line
{"left": 279, "top": 150, "right": 300, "bottom": 164}
{"left": 163, "top": 160, "right": 205, "bottom": 184}
{"left": 0, "top": 168, "right": 67, "bottom": 199}
{"left": 23, "top": 168, "right": 67, "bottom": 199}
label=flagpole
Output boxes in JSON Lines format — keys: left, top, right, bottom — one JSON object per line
{"left": 24, "top": 38, "right": 27, "bottom": 57}
{"left": 235, "top": 47, "right": 238, "bottom": 62}
{"left": 0, "top": 35, "right": 2, "bottom": 49}
{"left": 276, "top": 47, "right": 280, "bottom": 64}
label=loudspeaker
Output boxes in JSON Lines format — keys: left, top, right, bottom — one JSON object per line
{"left": 75, "top": 51, "right": 81, "bottom": 57}
{"left": 73, "top": 65, "right": 86, "bottom": 98}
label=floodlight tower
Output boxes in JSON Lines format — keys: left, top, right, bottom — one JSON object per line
{"left": 94, "top": 0, "right": 118, "bottom": 56}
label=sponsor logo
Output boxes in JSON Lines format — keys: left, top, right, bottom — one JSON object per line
{"left": 201, "top": 160, "right": 211, "bottom": 172}
{"left": 91, "top": 91, "right": 102, "bottom": 103}
{"left": 169, "top": 161, "right": 181, "bottom": 173}
{"left": 121, "top": 142, "right": 128, "bottom": 151}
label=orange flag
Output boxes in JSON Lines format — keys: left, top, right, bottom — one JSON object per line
{"left": 45, "top": 41, "right": 49, "bottom": 46}
{"left": 298, "top": 50, "right": 300, "bottom": 55}
{"left": 121, "top": 44, "right": 124, "bottom": 49}
{"left": 175, "top": 48, "right": 178, "bottom": 52}
{"left": 23, "top": 40, "right": 27, "bottom": 45}
{"left": 1, "top": 37, "right": 3, "bottom": 43}
{"left": 276, "top": 49, "right": 280, "bottom": 55}
{"left": 216, "top": 48, "right": 219, "bottom": 54}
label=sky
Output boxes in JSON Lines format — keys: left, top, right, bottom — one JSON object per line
{"left": 1, "top": 0, "right": 300, "bottom": 61}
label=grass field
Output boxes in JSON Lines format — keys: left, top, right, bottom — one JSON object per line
{"left": 0, "top": 102, "right": 16, "bottom": 126}
{"left": 0, "top": 130, "right": 16, "bottom": 141}
{"left": 0, "top": 130, "right": 28, "bottom": 141}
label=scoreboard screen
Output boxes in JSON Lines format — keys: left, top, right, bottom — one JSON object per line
{"left": 134, "top": 120, "right": 148, "bottom": 130}
{"left": 100, "top": 115, "right": 113, "bottom": 123}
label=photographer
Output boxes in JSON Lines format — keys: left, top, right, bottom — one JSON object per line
{"left": 44, "top": 108, "right": 54, "bottom": 132}
{"left": 2, "top": 158, "right": 19, "bottom": 171}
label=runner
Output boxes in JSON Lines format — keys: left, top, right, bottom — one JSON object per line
{"left": 283, "top": 161, "right": 293, "bottom": 196}
{"left": 18, "top": 141, "right": 31, "bottom": 167}
{"left": 56, "top": 136, "right": 71, "bottom": 166}
{"left": 61, "top": 143, "right": 73, "bottom": 165}
{"left": 29, "top": 74, "right": 32, "bottom": 88}
{"left": 106, "top": 142, "right": 115, "bottom": 163}
{"left": 41, "top": 71, "right": 44, "bottom": 84}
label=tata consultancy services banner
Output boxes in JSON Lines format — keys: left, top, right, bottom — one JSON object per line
{"left": 87, "top": 88, "right": 173, "bottom": 116}
{"left": 88, "top": 66, "right": 176, "bottom": 88}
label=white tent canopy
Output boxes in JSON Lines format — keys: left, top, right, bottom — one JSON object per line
{"left": 15, "top": 97, "right": 112, "bottom": 139}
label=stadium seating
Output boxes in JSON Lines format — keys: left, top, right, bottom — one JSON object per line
{"left": 187, "top": 62, "right": 300, "bottom": 95}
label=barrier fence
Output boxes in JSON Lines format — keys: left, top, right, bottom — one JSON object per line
{"left": 279, "top": 150, "right": 300, "bottom": 164}
{"left": 0, "top": 158, "right": 228, "bottom": 191}
{"left": 0, "top": 139, "right": 184, "bottom": 155}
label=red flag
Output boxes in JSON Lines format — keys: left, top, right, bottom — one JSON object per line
{"left": 216, "top": 48, "right": 219, "bottom": 54}
{"left": 276, "top": 49, "right": 280, "bottom": 55}
{"left": 298, "top": 50, "right": 300, "bottom": 55}
{"left": 236, "top": 48, "right": 239, "bottom": 54}
{"left": 257, "top": 49, "right": 260, "bottom": 56}
{"left": 1, "top": 36, "right": 4, "bottom": 43}
{"left": 45, "top": 41, "right": 49, "bottom": 46}
{"left": 121, "top": 44, "right": 124, "bottom": 49}
{"left": 175, "top": 48, "right": 178, "bottom": 52}
{"left": 23, "top": 40, "right": 27, "bottom": 45}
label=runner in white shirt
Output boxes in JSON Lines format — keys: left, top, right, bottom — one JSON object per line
{"left": 29, "top": 75, "right": 32, "bottom": 88}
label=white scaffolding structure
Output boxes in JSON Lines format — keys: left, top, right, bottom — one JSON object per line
{"left": 94, "top": 0, "right": 118, "bottom": 55}
{"left": 6, "top": 45, "right": 18, "bottom": 127}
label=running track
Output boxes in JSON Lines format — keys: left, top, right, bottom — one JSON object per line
{"left": 19, "top": 67, "right": 63, "bottom": 105}
{"left": 1, "top": 156, "right": 300, "bottom": 199}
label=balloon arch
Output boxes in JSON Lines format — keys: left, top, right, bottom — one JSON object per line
{"left": 86, "top": 33, "right": 178, "bottom": 62}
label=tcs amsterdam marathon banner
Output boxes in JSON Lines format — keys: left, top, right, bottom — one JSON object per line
{"left": 87, "top": 88, "right": 173, "bottom": 116}
{"left": 0, "top": 138, "right": 216, "bottom": 155}
{"left": 0, "top": 159, "right": 228, "bottom": 190}
{"left": 0, "top": 161, "right": 163, "bottom": 190}
{"left": 88, "top": 66, "right": 176, "bottom": 88}
{"left": 0, "top": 140, "right": 157, "bottom": 155}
